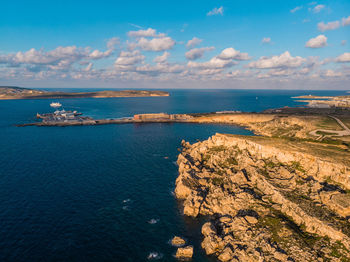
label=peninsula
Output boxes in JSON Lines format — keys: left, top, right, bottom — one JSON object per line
{"left": 174, "top": 110, "right": 350, "bottom": 261}
{"left": 0, "top": 86, "right": 169, "bottom": 100}
{"left": 176, "top": 133, "right": 350, "bottom": 261}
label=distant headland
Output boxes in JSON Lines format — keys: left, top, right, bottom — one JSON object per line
{"left": 0, "top": 86, "right": 169, "bottom": 100}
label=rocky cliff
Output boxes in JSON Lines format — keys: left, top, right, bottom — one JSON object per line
{"left": 175, "top": 134, "right": 350, "bottom": 261}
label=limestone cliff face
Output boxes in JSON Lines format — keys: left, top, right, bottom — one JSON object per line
{"left": 175, "top": 134, "right": 350, "bottom": 262}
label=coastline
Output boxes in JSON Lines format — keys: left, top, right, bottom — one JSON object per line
{"left": 2, "top": 89, "right": 350, "bottom": 261}
{"left": 174, "top": 133, "right": 350, "bottom": 261}
{"left": 0, "top": 87, "right": 170, "bottom": 100}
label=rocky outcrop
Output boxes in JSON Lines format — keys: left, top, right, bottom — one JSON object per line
{"left": 171, "top": 236, "right": 186, "bottom": 247}
{"left": 175, "top": 134, "right": 350, "bottom": 261}
{"left": 175, "top": 246, "right": 193, "bottom": 259}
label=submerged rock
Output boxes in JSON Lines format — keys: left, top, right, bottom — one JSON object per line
{"left": 147, "top": 252, "right": 163, "bottom": 260}
{"left": 148, "top": 218, "right": 160, "bottom": 224}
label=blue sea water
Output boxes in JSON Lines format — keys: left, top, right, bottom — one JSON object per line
{"left": 0, "top": 89, "right": 348, "bottom": 262}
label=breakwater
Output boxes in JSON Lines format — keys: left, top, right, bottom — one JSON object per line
{"left": 17, "top": 118, "right": 192, "bottom": 127}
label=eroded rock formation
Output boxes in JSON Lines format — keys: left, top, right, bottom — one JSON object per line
{"left": 175, "top": 134, "right": 350, "bottom": 261}
{"left": 175, "top": 246, "right": 194, "bottom": 259}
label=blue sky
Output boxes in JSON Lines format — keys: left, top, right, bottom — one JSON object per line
{"left": 0, "top": 0, "right": 349, "bottom": 89}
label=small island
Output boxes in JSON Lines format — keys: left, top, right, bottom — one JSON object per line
{"left": 0, "top": 86, "right": 169, "bottom": 100}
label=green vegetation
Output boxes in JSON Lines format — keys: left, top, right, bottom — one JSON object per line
{"left": 208, "top": 145, "right": 226, "bottom": 153}
{"left": 338, "top": 116, "right": 350, "bottom": 127}
{"left": 296, "top": 179, "right": 304, "bottom": 185}
{"left": 226, "top": 157, "right": 238, "bottom": 166}
{"left": 316, "top": 130, "right": 338, "bottom": 136}
{"left": 317, "top": 117, "right": 341, "bottom": 130}
{"left": 271, "top": 124, "right": 302, "bottom": 137}
{"left": 257, "top": 168, "right": 270, "bottom": 178}
{"left": 329, "top": 241, "right": 350, "bottom": 261}
{"left": 201, "top": 153, "right": 210, "bottom": 162}
{"left": 289, "top": 161, "right": 305, "bottom": 173}
{"left": 211, "top": 177, "right": 225, "bottom": 186}
{"left": 188, "top": 112, "right": 217, "bottom": 117}
{"left": 257, "top": 210, "right": 322, "bottom": 250}
{"left": 272, "top": 135, "right": 350, "bottom": 153}
{"left": 264, "top": 160, "right": 282, "bottom": 169}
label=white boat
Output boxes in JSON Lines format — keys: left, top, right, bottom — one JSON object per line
{"left": 50, "top": 102, "right": 62, "bottom": 108}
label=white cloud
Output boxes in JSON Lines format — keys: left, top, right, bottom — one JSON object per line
{"left": 136, "top": 63, "right": 184, "bottom": 75}
{"left": 305, "top": 35, "right": 327, "bottom": 48}
{"left": 207, "top": 6, "right": 224, "bottom": 16}
{"left": 153, "top": 52, "right": 170, "bottom": 63}
{"left": 188, "top": 57, "right": 236, "bottom": 69}
{"left": 0, "top": 46, "right": 92, "bottom": 70}
{"left": 336, "top": 53, "right": 350, "bottom": 62}
{"left": 290, "top": 6, "right": 302, "bottom": 13}
{"left": 262, "top": 37, "right": 271, "bottom": 44}
{"left": 317, "top": 21, "right": 340, "bottom": 31}
{"left": 89, "top": 49, "right": 112, "bottom": 59}
{"left": 129, "top": 37, "right": 175, "bottom": 51}
{"left": 187, "top": 47, "right": 249, "bottom": 70}
{"left": 2, "top": 32, "right": 349, "bottom": 84}
{"left": 323, "top": 69, "right": 342, "bottom": 77}
{"left": 186, "top": 37, "right": 202, "bottom": 49}
{"left": 217, "top": 48, "right": 250, "bottom": 60}
{"left": 314, "top": 15, "right": 350, "bottom": 32}
{"left": 107, "top": 37, "right": 120, "bottom": 49}
{"left": 185, "top": 47, "right": 214, "bottom": 60}
{"left": 114, "top": 50, "right": 145, "bottom": 69}
{"left": 197, "top": 68, "right": 223, "bottom": 76}
{"left": 342, "top": 16, "right": 350, "bottom": 26}
{"left": 128, "top": 28, "right": 165, "bottom": 38}
{"left": 0, "top": 44, "right": 115, "bottom": 73}
{"left": 248, "top": 51, "right": 306, "bottom": 69}
{"left": 310, "top": 4, "right": 325, "bottom": 13}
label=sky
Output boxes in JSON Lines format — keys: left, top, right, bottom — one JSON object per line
{"left": 0, "top": 0, "right": 349, "bottom": 89}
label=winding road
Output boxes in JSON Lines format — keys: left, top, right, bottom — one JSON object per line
{"left": 309, "top": 116, "right": 350, "bottom": 141}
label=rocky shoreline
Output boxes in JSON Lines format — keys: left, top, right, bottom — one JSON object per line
{"left": 175, "top": 134, "right": 350, "bottom": 261}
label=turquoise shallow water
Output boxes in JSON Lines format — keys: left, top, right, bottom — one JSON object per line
{"left": 0, "top": 89, "right": 347, "bottom": 262}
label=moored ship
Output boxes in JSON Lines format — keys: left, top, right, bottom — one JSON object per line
{"left": 50, "top": 102, "right": 62, "bottom": 108}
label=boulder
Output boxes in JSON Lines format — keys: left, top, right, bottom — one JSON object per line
{"left": 218, "top": 247, "right": 234, "bottom": 262}
{"left": 171, "top": 236, "right": 186, "bottom": 247}
{"left": 245, "top": 215, "right": 258, "bottom": 224}
{"left": 175, "top": 246, "right": 193, "bottom": 259}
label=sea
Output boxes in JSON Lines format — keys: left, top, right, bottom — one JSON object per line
{"left": 0, "top": 89, "right": 348, "bottom": 262}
